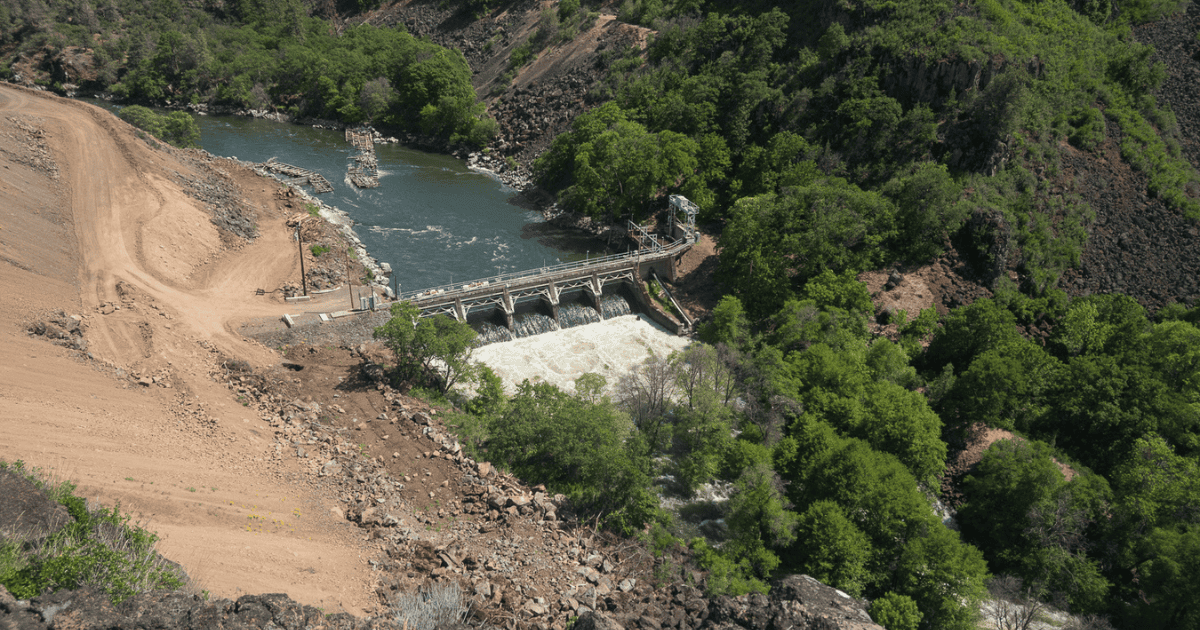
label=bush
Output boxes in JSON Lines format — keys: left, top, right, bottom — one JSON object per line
{"left": 391, "top": 582, "right": 468, "bottom": 630}
{"left": 510, "top": 41, "right": 536, "bottom": 68}
{"left": 117, "top": 106, "right": 201, "bottom": 149}
{"left": 0, "top": 461, "right": 188, "bottom": 604}
{"left": 870, "top": 592, "right": 922, "bottom": 630}
{"left": 689, "top": 539, "right": 769, "bottom": 597}
{"left": 1067, "top": 106, "right": 1106, "bottom": 151}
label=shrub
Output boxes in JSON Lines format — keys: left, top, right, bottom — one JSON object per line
{"left": 510, "top": 41, "right": 536, "bottom": 69}
{"left": 117, "top": 106, "right": 201, "bottom": 149}
{"left": 1067, "top": 106, "right": 1106, "bottom": 151}
{"left": 870, "top": 592, "right": 922, "bottom": 630}
{"left": 689, "top": 539, "right": 769, "bottom": 597}
{"left": 391, "top": 582, "right": 468, "bottom": 630}
{"left": 0, "top": 461, "right": 188, "bottom": 604}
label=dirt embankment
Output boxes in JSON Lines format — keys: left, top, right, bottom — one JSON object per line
{"left": 0, "top": 84, "right": 379, "bottom": 615}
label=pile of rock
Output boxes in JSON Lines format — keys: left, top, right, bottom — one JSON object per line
{"left": 6, "top": 114, "right": 60, "bottom": 180}
{"left": 173, "top": 155, "right": 259, "bottom": 242}
{"left": 27, "top": 310, "right": 87, "bottom": 353}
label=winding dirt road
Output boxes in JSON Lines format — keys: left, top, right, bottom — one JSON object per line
{"left": 0, "top": 85, "right": 377, "bottom": 614}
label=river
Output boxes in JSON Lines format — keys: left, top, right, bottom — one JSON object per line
{"left": 189, "top": 115, "right": 611, "bottom": 293}
{"left": 87, "top": 105, "right": 695, "bottom": 390}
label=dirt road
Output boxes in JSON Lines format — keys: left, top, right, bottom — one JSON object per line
{"left": 0, "top": 85, "right": 378, "bottom": 615}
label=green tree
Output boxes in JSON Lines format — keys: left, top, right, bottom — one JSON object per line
{"left": 769, "top": 300, "right": 868, "bottom": 353}
{"left": 817, "top": 22, "right": 849, "bottom": 61}
{"left": 960, "top": 439, "right": 1067, "bottom": 557}
{"left": 670, "top": 402, "right": 732, "bottom": 497}
{"left": 882, "top": 162, "right": 966, "bottom": 261}
{"left": 790, "top": 500, "right": 872, "bottom": 596}
{"left": 573, "top": 372, "right": 608, "bottom": 405}
{"left": 774, "top": 419, "right": 987, "bottom": 628}
{"left": 699, "top": 295, "right": 750, "bottom": 348}
{"left": 1111, "top": 434, "right": 1200, "bottom": 537}
{"left": 359, "top": 77, "right": 394, "bottom": 122}
{"left": 560, "top": 121, "right": 699, "bottom": 221}
{"left": 486, "top": 381, "right": 656, "bottom": 534}
{"left": 161, "top": 112, "right": 201, "bottom": 148}
{"left": 959, "top": 439, "right": 1113, "bottom": 612}
{"left": 117, "top": 105, "right": 200, "bottom": 148}
{"left": 1129, "top": 524, "right": 1200, "bottom": 629}
{"left": 856, "top": 381, "right": 947, "bottom": 483}
{"left": 798, "top": 269, "right": 873, "bottom": 314}
{"left": 1046, "top": 355, "right": 1193, "bottom": 474}
{"left": 717, "top": 181, "right": 896, "bottom": 318}
{"left": 118, "top": 105, "right": 166, "bottom": 138}
{"left": 464, "top": 364, "right": 506, "bottom": 418}
{"left": 724, "top": 463, "right": 796, "bottom": 579}
{"left": 864, "top": 338, "right": 919, "bottom": 390}
{"left": 372, "top": 301, "right": 477, "bottom": 393}
{"left": 924, "top": 298, "right": 1021, "bottom": 374}
{"left": 888, "top": 523, "right": 988, "bottom": 630}
{"left": 938, "top": 338, "right": 1062, "bottom": 433}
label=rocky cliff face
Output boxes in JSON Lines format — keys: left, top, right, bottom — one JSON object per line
{"left": 0, "top": 575, "right": 885, "bottom": 630}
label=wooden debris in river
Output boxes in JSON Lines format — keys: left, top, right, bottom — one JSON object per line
{"left": 260, "top": 158, "right": 333, "bottom": 193}
{"left": 345, "top": 129, "right": 379, "bottom": 189}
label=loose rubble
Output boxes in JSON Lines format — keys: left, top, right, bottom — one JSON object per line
{"left": 200, "top": 344, "right": 886, "bottom": 630}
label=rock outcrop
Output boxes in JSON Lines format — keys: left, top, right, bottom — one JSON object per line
{"left": 0, "top": 586, "right": 402, "bottom": 630}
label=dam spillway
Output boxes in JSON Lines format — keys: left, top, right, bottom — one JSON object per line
{"left": 401, "top": 222, "right": 694, "bottom": 338}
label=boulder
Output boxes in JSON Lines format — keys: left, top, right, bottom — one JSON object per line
{"left": 706, "top": 574, "right": 883, "bottom": 630}
{"left": 573, "top": 610, "right": 625, "bottom": 630}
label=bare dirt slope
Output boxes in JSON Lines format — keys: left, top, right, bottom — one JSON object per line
{"left": 0, "top": 85, "right": 378, "bottom": 615}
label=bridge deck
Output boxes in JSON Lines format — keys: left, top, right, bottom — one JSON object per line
{"left": 401, "top": 235, "right": 693, "bottom": 309}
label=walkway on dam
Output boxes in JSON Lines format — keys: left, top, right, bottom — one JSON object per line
{"left": 401, "top": 231, "right": 694, "bottom": 327}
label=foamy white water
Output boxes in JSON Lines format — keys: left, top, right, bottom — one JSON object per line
{"left": 471, "top": 315, "right": 693, "bottom": 396}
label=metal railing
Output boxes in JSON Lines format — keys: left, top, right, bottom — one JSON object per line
{"left": 398, "top": 232, "right": 694, "bottom": 303}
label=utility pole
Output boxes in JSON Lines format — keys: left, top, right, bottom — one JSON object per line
{"left": 296, "top": 224, "right": 309, "bottom": 296}
{"left": 347, "top": 247, "right": 355, "bottom": 310}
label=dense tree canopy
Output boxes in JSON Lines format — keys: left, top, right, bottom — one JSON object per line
{"left": 0, "top": 0, "right": 496, "bottom": 145}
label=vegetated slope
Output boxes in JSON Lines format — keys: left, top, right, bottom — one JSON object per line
{"left": 515, "top": 0, "right": 1199, "bottom": 315}
{"left": 360, "top": 0, "right": 651, "bottom": 167}
{"left": 1053, "top": 1, "right": 1200, "bottom": 310}
{"left": 0, "top": 0, "right": 495, "bottom": 145}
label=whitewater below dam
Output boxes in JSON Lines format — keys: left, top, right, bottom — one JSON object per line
{"left": 470, "top": 314, "right": 692, "bottom": 396}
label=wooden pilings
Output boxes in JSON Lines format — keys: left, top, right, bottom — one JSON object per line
{"left": 260, "top": 158, "right": 333, "bottom": 193}
{"left": 346, "top": 129, "right": 380, "bottom": 189}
